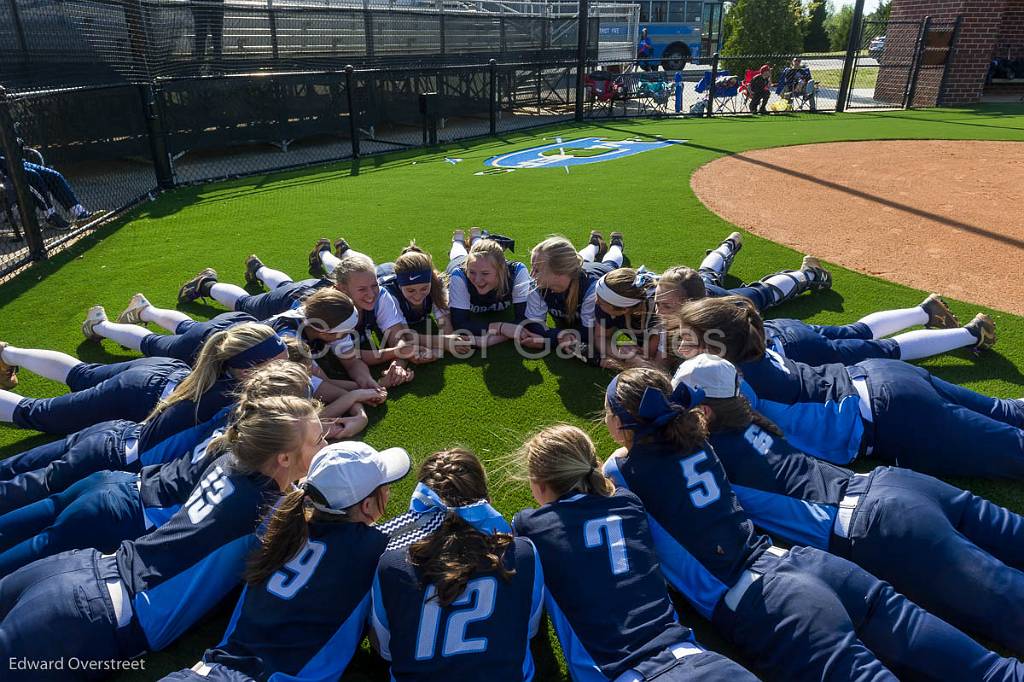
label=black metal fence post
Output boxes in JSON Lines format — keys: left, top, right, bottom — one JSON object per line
{"left": 345, "top": 66, "right": 360, "bottom": 159}
{"left": 836, "top": 0, "right": 866, "bottom": 113}
{"left": 905, "top": 16, "right": 930, "bottom": 109}
{"left": 268, "top": 0, "right": 280, "bottom": 60}
{"left": 705, "top": 52, "right": 719, "bottom": 119}
{"left": 489, "top": 59, "right": 498, "bottom": 136}
{"left": 936, "top": 15, "right": 963, "bottom": 106}
{"left": 140, "top": 83, "right": 175, "bottom": 190}
{"left": 0, "top": 87, "right": 46, "bottom": 262}
{"left": 7, "top": 0, "right": 27, "bottom": 56}
{"left": 574, "top": 0, "right": 590, "bottom": 121}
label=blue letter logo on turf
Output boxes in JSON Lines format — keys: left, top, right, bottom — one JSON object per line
{"left": 484, "top": 137, "right": 685, "bottom": 169}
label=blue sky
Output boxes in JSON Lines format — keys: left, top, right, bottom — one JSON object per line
{"left": 833, "top": 0, "right": 884, "bottom": 12}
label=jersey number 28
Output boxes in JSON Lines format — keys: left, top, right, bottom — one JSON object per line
{"left": 415, "top": 577, "right": 497, "bottom": 659}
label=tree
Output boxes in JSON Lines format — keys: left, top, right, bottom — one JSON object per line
{"left": 804, "top": 0, "right": 830, "bottom": 52}
{"left": 722, "top": 0, "right": 805, "bottom": 59}
{"left": 869, "top": 0, "right": 892, "bottom": 23}
{"left": 825, "top": 4, "right": 854, "bottom": 52}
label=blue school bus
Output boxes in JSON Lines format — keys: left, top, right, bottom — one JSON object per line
{"left": 601, "top": 0, "right": 725, "bottom": 71}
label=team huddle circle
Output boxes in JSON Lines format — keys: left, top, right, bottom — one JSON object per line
{"left": 0, "top": 227, "right": 1022, "bottom": 681}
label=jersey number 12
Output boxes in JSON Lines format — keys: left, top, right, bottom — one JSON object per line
{"left": 415, "top": 577, "right": 497, "bottom": 659}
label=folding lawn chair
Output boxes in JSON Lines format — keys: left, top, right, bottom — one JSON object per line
{"left": 694, "top": 70, "right": 741, "bottom": 114}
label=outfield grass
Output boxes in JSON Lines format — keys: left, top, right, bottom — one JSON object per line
{"left": 1, "top": 104, "right": 1023, "bottom": 679}
{"left": 813, "top": 67, "right": 879, "bottom": 91}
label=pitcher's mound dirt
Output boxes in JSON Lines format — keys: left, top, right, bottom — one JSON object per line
{"left": 691, "top": 140, "right": 1024, "bottom": 315}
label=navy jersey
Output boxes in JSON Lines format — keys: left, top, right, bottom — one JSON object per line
{"left": 603, "top": 440, "right": 770, "bottom": 620}
{"left": 285, "top": 278, "right": 334, "bottom": 310}
{"left": 513, "top": 489, "right": 695, "bottom": 681}
{"left": 135, "top": 406, "right": 229, "bottom": 468}
{"left": 137, "top": 374, "right": 240, "bottom": 452}
{"left": 709, "top": 425, "right": 857, "bottom": 549}
{"left": 115, "top": 453, "right": 280, "bottom": 650}
{"left": 380, "top": 277, "right": 444, "bottom": 328}
{"left": 371, "top": 536, "right": 544, "bottom": 682}
{"left": 448, "top": 261, "right": 531, "bottom": 335}
{"left": 739, "top": 349, "right": 857, "bottom": 405}
{"left": 354, "top": 288, "right": 407, "bottom": 346}
{"left": 204, "top": 522, "right": 388, "bottom": 681}
{"left": 525, "top": 261, "right": 616, "bottom": 336}
{"left": 137, "top": 423, "right": 227, "bottom": 529}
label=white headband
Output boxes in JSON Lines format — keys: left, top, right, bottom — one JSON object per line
{"left": 297, "top": 306, "right": 360, "bottom": 334}
{"left": 596, "top": 274, "right": 642, "bottom": 308}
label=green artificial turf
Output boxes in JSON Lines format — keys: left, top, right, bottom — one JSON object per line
{"left": 1, "top": 104, "right": 1023, "bottom": 679}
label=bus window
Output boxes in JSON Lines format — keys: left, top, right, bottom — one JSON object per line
{"left": 639, "top": 1, "right": 651, "bottom": 23}
{"left": 668, "top": 1, "right": 687, "bottom": 22}
{"left": 650, "top": 1, "right": 667, "bottom": 22}
{"left": 684, "top": 1, "right": 702, "bottom": 22}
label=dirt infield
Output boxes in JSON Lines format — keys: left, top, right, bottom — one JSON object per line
{"left": 691, "top": 140, "right": 1024, "bottom": 315}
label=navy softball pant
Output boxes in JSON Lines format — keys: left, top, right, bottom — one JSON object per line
{"left": 712, "top": 545, "right": 1024, "bottom": 681}
{"left": 837, "top": 466, "right": 1024, "bottom": 655}
{"left": 0, "top": 471, "right": 145, "bottom": 577}
{"left": 233, "top": 278, "right": 326, "bottom": 319}
{"left": 0, "top": 421, "right": 133, "bottom": 516}
{"left": 162, "top": 664, "right": 255, "bottom": 681}
{"left": 11, "top": 357, "right": 190, "bottom": 435}
{"left": 0, "top": 550, "right": 147, "bottom": 680}
{"left": 705, "top": 282, "right": 775, "bottom": 313}
{"left": 141, "top": 312, "right": 257, "bottom": 365}
{"left": 767, "top": 319, "right": 899, "bottom": 366}
{"left": 861, "top": 358, "right": 1024, "bottom": 478}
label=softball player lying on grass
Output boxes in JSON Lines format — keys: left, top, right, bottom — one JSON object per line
{"left": 514, "top": 424, "right": 757, "bottom": 682}
{"left": 162, "top": 441, "right": 416, "bottom": 682}
{"left": 601, "top": 367, "right": 1024, "bottom": 682}
{"left": 0, "top": 360, "right": 315, "bottom": 577}
{"left": 676, "top": 353, "right": 1024, "bottom": 655}
{"left": 0, "top": 322, "right": 286, "bottom": 437}
{"left": 0, "top": 393, "right": 324, "bottom": 679}
{"left": 83, "top": 286, "right": 389, "bottom": 405}
{"left": 673, "top": 231, "right": 833, "bottom": 312}
{"left": 521, "top": 232, "right": 625, "bottom": 364}
{"left": 675, "top": 297, "right": 1024, "bottom": 478}
{"left": 178, "top": 253, "right": 423, "bottom": 387}
{"left": 370, "top": 448, "right": 544, "bottom": 681}
{"left": 655, "top": 277, "right": 994, "bottom": 365}
{"left": 445, "top": 228, "right": 533, "bottom": 345}
{"left": 0, "top": 347, "right": 370, "bottom": 517}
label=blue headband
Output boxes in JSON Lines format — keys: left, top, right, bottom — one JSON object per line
{"left": 225, "top": 335, "right": 287, "bottom": 369}
{"left": 605, "top": 374, "right": 705, "bottom": 437}
{"left": 396, "top": 269, "right": 433, "bottom": 287}
{"left": 409, "top": 482, "right": 512, "bottom": 534}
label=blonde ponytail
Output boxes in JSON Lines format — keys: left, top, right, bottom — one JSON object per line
{"left": 517, "top": 424, "right": 614, "bottom": 498}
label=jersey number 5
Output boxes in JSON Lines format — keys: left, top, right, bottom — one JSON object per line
{"left": 680, "top": 453, "right": 721, "bottom": 508}
{"left": 267, "top": 540, "right": 326, "bottom": 599}
{"left": 415, "top": 577, "right": 497, "bottom": 660}
{"left": 584, "top": 515, "right": 630, "bottom": 575}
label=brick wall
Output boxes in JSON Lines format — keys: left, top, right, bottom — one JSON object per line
{"left": 879, "top": 0, "right": 1014, "bottom": 106}
{"left": 996, "top": 0, "right": 1024, "bottom": 60}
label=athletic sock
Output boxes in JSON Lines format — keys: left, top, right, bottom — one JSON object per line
{"left": 578, "top": 244, "right": 599, "bottom": 262}
{"left": 893, "top": 328, "right": 975, "bottom": 361}
{"left": 93, "top": 321, "right": 152, "bottom": 352}
{"left": 256, "top": 265, "right": 293, "bottom": 290}
{"left": 210, "top": 282, "right": 247, "bottom": 310}
{"left": 762, "top": 271, "right": 801, "bottom": 297}
{"left": 859, "top": 306, "right": 930, "bottom": 338}
{"left": 321, "top": 251, "right": 342, "bottom": 276}
{"left": 140, "top": 306, "right": 192, "bottom": 333}
{"left": 603, "top": 245, "right": 624, "bottom": 267}
{"left": 0, "top": 390, "right": 20, "bottom": 423}
{"left": 450, "top": 240, "right": 468, "bottom": 261}
{"left": 0, "top": 346, "right": 80, "bottom": 384}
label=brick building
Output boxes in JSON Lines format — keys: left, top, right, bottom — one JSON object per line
{"left": 880, "top": 0, "right": 1023, "bottom": 106}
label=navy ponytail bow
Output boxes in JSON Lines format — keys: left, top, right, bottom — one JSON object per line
{"left": 606, "top": 374, "right": 705, "bottom": 436}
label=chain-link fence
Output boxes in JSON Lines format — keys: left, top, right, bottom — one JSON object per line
{"left": 1, "top": 2, "right": 963, "bottom": 283}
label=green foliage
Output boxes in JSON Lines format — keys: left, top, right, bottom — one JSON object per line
{"left": 869, "top": 0, "right": 892, "bottom": 23}
{"left": 826, "top": 3, "right": 855, "bottom": 51}
{"left": 722, "top": 0, "right": 805, "bottom": 57}
{"left": 804, "top": 0, "right": 831, "bottom": 52}
{"left": 1, "top": 105, "right": 1023, "bottom": 681}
